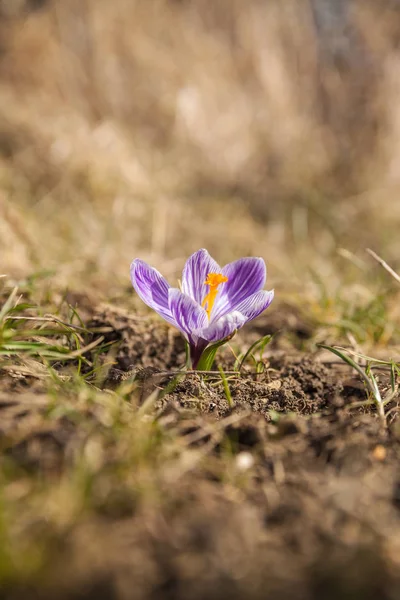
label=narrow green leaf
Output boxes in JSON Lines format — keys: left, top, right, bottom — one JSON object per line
{"left": 196, "top": 332, "right": 236, "bottom": 371}
{"left": 218, "top": 365, "right": 234, "bottom": 408}
{"left": 332, "top": 347, "right": 398, "bottom": 367}
{"left": 184, "top": 340, "right": 191, "bottom": 369}
{"left": 318, "top": 344, "right": 383, "bottom": 409}
{"left": 236, "top": 334, "right": 273, "bottom": 372}
{"left": 159, "top": 373, "right": 186, "bottom": 400}
{"left": 319, "top": 344, "right": 371, "bottom": 384}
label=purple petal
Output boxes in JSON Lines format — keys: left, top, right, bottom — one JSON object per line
{"left": 198, "top": 311, "right": 247, "bottom": 343}
{"left": 181, "top": 249, "right": 222, "bottom": 305}
{"left": 212, "top": 257, "right": 267, "bottom": 320}
{"left": 235, "top": 289, "right": 274, "bottom": 321}
{"left": 168, "top": 288, "right": 208, "bottom": 336}
{"left": 130, "top": 259, "right": 176, "bottom": 326}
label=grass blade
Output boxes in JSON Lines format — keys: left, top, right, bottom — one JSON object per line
{"left": 319, "top": 343, "right": 385, "bottom": 425}
{"left": 0, "top": 287, "right": 18, "bottom": 324}
{"left": 235, "top": 334, "right": 273, "bottom": 372}
{"left": 218, "top": 365, "right": 234, "bottom": 408}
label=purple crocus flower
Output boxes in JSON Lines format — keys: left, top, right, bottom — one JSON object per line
{"left": 130, "top": 249, "right": 274, "bottom": 368}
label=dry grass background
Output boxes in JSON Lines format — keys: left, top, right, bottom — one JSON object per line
{"left": 1, "top": 0, "right": 400, "bottom": 299}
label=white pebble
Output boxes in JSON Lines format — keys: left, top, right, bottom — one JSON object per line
{"left": 235, "top": 452, "right": 254, "bottom": 471}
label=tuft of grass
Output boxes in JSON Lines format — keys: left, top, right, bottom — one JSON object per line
{"left": 319, "top": 344, "right": 400, "bottom": 427}
{"left": 0, "top": 281, "right": 117, "bottom": 385}
{"left": 234, "top": 334, "right": 273, "bottom": 373}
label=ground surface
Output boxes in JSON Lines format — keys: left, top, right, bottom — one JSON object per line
{"left": 2, "top": 2, "right": 400, "bottom": 598}
{"left": 1, "top": 298, "right": 400, "bottom": 600}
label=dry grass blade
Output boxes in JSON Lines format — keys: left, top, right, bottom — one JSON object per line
{"left": 63, "top": 335, "right": 105, "bottom": 358}
{"left": 366, "top": 248, "right": 400, "bottom": 285}
{"left": 6, "top": 315, "right": 89, "bottom": 333}
{"left": 0, "top": 287, "right": 19, "bottom": 323}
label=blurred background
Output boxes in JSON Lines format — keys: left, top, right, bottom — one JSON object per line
{"left": 1, "top": 0, "right": 400, "bottom": 299}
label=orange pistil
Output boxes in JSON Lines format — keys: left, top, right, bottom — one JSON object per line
{"left": 202, "top": 272, "right": 228, "bottom": 319}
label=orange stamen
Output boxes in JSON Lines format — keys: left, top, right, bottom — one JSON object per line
{"left": 202, "top": 272, "right": 228, "bottom": 319}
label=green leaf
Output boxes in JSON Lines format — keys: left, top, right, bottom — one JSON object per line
{"left": 184, "top": 340, "right": 191, "bottom": 369}
{"left": 196, "top": 332, "right": 236, "bottom": 371}
{"left": 218, "top": 365, "right": 234, "bottom": 408}
{"left": 318, "top": 344, "right": 383, "bottom": 407}
{"left": 235, "top": 334, "right": 273, "bottom": 372}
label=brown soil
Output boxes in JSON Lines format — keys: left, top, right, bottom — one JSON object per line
{"left": 2, "top": 306, "right": 400, "bottom": 600}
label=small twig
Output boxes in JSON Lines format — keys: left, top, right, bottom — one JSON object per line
{"left": 6, "top": 315, "right": 87, "bottom": 332}
{"left": 62, "top": 336, "right": 105, "bottom": 358}
{"left": 138, "top": 369, "right": 242, "bottom": 378}
{"left": 367, "top": 248, "right": 400, "bottom": 285}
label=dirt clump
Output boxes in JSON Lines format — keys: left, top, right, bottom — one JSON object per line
{"left": 146, "top": 356, "right": 341, "bottom": 420}
{"left": 88, "top": 305, "right": 186, "bottom": 373}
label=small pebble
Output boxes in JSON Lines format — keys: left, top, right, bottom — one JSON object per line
{"left": 372, "top": 445, "right": 387, "bottom": 462}
{"left": 235, "top": 452, "right": 254, "bottom": 471}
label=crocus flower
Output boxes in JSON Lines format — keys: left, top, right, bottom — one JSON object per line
{"left": 130, "top": 249, "right": 274, "bottom": 368}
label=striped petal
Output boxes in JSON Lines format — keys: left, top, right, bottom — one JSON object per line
{"left": 211, "top": 257, "right": 267, "bottom": 321}
{"left": 181, "top": 249, "right": 222, "bottom": 305}
{"left": 198, "top": 311, "right": 247, "bottom": 343}
{"left": 130, "top": 259, "right": 176, "bottom": 326}
{"left": 235, "top": 289, "right": 275, "bottom": 322}
{"left": 168, "top": 288, "right": 208, "bottom": 336}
